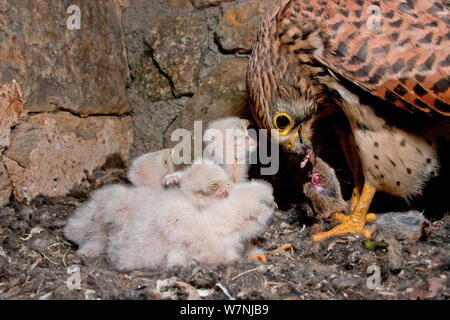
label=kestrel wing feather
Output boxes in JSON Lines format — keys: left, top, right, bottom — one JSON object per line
{"left": 275, "top": 0, "right": 450, "bottom": 116}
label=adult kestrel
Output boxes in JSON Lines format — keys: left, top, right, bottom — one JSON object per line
{"left": 247, "top": 0, "right": 449, "bottom": 241}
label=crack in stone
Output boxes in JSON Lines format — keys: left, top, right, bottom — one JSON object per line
{"left": 213, "top": 33, "right": 245, "bottom": 55}
{"left": 141, "top": 43, "right": 196, "bottom": 100}
{"left": 26, "top": 109, "right": 131, "bottom": 119}
{"left": 143, "top": 42, "right": 178, "bottom": 98}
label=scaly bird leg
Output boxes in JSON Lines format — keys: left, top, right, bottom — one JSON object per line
{"left": 332, "top": 185, "right": 376, "bottom": 223}
{"left": 330, "top": 122, "right": 377, "bottom": 224}
{"left": 312, "top": 184, "right": 376, "bottom": 241}
{"left": 350, "top": 186, "right": 361, "bottom": 212}
{"left": 333, "top": 212, "right": 376, "bottom": 223}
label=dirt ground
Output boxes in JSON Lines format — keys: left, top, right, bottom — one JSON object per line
{"left": 0, "top": 168, "right": 448, "bottom": 300}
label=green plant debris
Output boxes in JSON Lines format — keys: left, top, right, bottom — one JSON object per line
{"left": 364, "top": 240, "right": 389, "bottom": 252}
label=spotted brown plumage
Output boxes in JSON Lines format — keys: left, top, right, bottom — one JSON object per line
{"left": 247, "top": 0, "right": 450, "bottom": 241}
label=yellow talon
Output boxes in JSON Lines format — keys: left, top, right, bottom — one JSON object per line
{"left": 332, "top": 212, "right": 349, "bottom": 223}
{"left": 333, "top": 212, "right": 377, "bottom": 223}
{"left": 366, "top": 213, "right": 377, "bottom": 223}
{"left": 313, "top": 184, "right": 376, "bottom": 242}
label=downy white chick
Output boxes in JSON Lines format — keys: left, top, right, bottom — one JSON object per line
{"left": 107, "top": 161, "right": 276, "bottom": 270}
{"left": 193, "top": 180, "right": 276, "bottom": 264}
{"left": 128, "top": 148, "right": 175, "bottom": 187}
{"left": 203, "top": 118, "right": 275, "bottom": 261}
{"left": 107, "top": 160, "right": 233, "bottom": 270}
{"left": 176, "top": 158, "right": 233, "bottom": 209}
{"left": 162, "top": 118, "right": 258, "bottom": 187}
{"left": 64, "top": 149, "right": 175, "bottom": 257}
{"left": 203, "top": 117, "right": 258, "bottom": 183}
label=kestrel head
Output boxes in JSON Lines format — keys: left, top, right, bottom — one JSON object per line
{"left": 247, "top": 48, "right": 325, "bottom": 167}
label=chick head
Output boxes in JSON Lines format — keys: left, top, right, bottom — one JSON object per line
{"left": 128, "top": 148, "right": 175, "bottom": 187}
{"left": 204, "top": 117, "right": 258, "bottom": 163}
{"left": 181, "top": 159, "right": 232, "bottom": 202}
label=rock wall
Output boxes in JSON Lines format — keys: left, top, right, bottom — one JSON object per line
{"left": 4, "top": 112, "right": 133, "bottom": 204}
{"left": 0, "top": 1, "right": 133, "bottom": 206}
{"left": 0, "top": 81, "right": 25, "bottom": 207}
{"left": 0, "top": 0, "right": 274, "bottom": 205}
{"left": 0, "top": 0, "right": 130, "bottom": 115}
{"left": 124, "top": 0, "right": 274, "bottom": 157}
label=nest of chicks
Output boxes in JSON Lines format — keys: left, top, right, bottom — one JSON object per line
{"left": 64, "top": 118, "right": 278, "bottom": 270}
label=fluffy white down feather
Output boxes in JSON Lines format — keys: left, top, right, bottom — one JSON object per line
{"left": 64, "top": 149, "right": 174, "bottom": 257}
{"left": 203, "top": 117, "right": 257, "bottom": 183}
{"left": 108, "top": 177, "right": 275, "bottom": 270}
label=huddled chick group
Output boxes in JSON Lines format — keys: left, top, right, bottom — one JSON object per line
{"left": 64, "top": 117, "right": 276, "bottom": 270}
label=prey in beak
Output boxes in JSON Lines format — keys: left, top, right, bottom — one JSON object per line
{"left": 280, "top": 125, "right": 313, "bottom": 168}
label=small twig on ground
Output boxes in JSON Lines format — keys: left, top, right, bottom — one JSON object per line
{"left": 0, "top": 246, "right": 7, "bottom": 258}
{"left": 21, "top": 226, "right": 44, "bottom": 241}
{"left": 232, "top": 267, "right": 260, "bottom": 281}
{"left": 135, "top": 278, "right": 156, "bottom": 283}
{"left": 414, "top": 267, "right": 428, "bottom": 273}
{"left": 42, "top": 252, "right": 60, "bottom": 266}
{"left": 215, "top": 281, "right": 236, "bottom": 300}
{"left": 40, "top": 241, "right": 73, "bottom": 268}
{"left": 267, "top": 243, "right": 295, "bottom": 260}
{"left": 299, "top": 224, "right": 306, "bottom": 234}
{"left": 35, "top": 275, "right": 45, "bottom": 295}
{"left": 62, "top": 246, "right": 71, "bottom": 268}
{"left": 174, "top": 281, "right": 202, "bottom": 300}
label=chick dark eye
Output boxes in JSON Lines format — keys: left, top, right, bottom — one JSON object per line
{"left": 162, "top": 157, "right": 170, "bottom": 168}
{"left": 208, "top": 181, "right": 220, "bottom": 191}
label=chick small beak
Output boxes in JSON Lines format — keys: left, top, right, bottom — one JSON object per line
{"left": 215, "top": 186, "right": 231, "bottom": 198}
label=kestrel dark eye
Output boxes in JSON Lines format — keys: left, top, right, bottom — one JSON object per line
{"left": 276, "top": 115, "right": 290, "bottom": 129}
{"left": 273, "top": 112, "right": 293, "bottom": 133}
